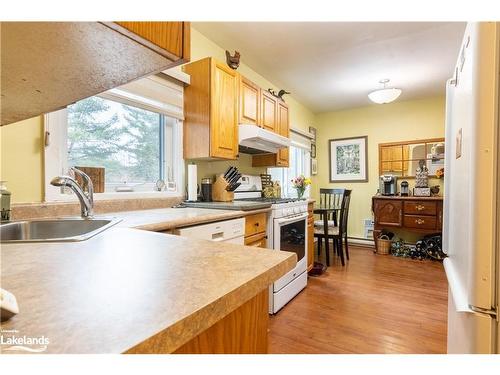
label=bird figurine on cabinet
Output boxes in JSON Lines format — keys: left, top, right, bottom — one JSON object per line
{"left": 225, "top": 50, "right": 241, "bottom": 70}
{"left": 277, "top": 89, "right": 291, "bottom": 101}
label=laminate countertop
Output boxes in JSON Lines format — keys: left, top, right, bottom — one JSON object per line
{"left": 110, "top": 206, "right": 271, "bottom": 232}
{"left": 0, "top": 206, "right": 294, "bottom": 354}
{"left": 0, "top": 228, "right": 295, "bottom": 353}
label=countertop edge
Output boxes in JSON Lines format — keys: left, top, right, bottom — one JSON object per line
{"left": 130, "top": 208, "right": 272, "bottom": 232}
{"left": 123, "top": 249, "right": 296, "bottom": 354}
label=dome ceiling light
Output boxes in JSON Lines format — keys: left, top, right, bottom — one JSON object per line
{"left": 368, "top": 79, "right": 402, "bottom": 104}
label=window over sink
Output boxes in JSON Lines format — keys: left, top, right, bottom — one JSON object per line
{"left": 44, "top": 74, "right": 184, "bottom": 201}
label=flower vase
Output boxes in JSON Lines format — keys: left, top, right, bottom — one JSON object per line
{"left": 296, "top": 188, "right": 305, "bottom": 200}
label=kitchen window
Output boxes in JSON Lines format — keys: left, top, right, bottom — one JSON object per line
{"left": 269, "top": 130, "right": 312, "bottom": 198}
{"left": 44, "top": 74, "right": 184, "bottom": 200}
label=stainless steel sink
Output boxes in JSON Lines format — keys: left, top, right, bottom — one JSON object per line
{"left": 0, "top": 218, "right": 121, "bottom": 243}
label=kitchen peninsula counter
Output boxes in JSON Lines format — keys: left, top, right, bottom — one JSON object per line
{"left": 0, "top": 227, "right": 295, "bottom": 353}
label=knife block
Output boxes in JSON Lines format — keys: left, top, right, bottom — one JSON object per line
{"left": 212, "top": 175, "right": 234, "bottom": 202}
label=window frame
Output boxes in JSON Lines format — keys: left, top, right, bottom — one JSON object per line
{"left": 44, "top": 98, "right": 184, "bottom": 202}
{"left": 269, "top": 145, "right": 311, "bottom": 199}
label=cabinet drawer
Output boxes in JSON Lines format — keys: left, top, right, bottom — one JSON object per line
{"left": 404, "top": 201, "right": 437, "bottom": 215}
{"left": 403, "top": 215, "right": 437, "bottom": 230}
{"left": 244, "top": 232, "right": 267, "bottom": 248}
{"left": 245, "top": 213, "right": 267, "bottom": 236}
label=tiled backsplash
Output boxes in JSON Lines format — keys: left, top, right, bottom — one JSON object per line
{"left": 11, "top": 196, "right": 184, "bottom": 220}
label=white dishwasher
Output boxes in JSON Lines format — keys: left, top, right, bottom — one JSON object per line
{"left": 173, "top": 218, "right": 245, "bottom": 244}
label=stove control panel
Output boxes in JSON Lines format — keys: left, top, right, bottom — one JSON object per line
{"left": 273, "top": 201, "right": 309, "bottom": 218}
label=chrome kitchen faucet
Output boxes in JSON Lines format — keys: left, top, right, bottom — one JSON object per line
{"left": 51, "top": 167, "right": 94, "bottom": 218}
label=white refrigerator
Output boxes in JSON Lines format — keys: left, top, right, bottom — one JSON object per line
{"left": 443, "top": 22, "right": 499, "bottom": 354}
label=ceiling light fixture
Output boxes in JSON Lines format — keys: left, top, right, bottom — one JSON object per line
{"left": 368, "top": 79, "right": 402, "bottom": 104}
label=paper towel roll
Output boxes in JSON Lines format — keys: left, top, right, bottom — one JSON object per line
{"left": 187, "top": 164, "right": 198, "bottom": 201}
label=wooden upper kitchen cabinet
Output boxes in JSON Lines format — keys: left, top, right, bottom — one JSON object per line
{"left": 183, "top": 58, "right": 239, "bottom": 160}
{"left": 276, "top": 101, "right": 290, "bottom": 166}
{"left": 260, "top": 89, "right": 278, "bottom": 133}
{"left": 252, "top": 101, "right": 290, "bottom": 167}
{"left": 1, "top": 22, "right": 190, "bottom": 126}
{"left": 106, "top": 22, "right": 190, "bottom": 63}
{"left": 239, "top": 76, "right": 261, "bottom": 125}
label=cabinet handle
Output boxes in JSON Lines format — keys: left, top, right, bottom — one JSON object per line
{"left": 416, "top": 204, "right": 425, "bottom": 211}
{"left": 415, "top": 218, "right": 425, "bottom": 225}
{"left": 254, "top": 222, "right": 259, "bottom": 226}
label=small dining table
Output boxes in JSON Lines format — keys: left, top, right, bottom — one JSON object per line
{"left": 313, "top": 204, "right": 342, "bottom": 267}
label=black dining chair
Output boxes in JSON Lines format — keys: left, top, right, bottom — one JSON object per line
{"left": 314, "top": 189, "right": 352, "bottom": 266}
{"left": 314, "top": 188, "right": 344, "bottom": 266}
{"left": 333, "top": 189, "right": 352, "bottom": 262}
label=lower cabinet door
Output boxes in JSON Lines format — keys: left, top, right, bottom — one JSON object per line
{"left": 373, "top": 199, "right": 403, "bottom": 227}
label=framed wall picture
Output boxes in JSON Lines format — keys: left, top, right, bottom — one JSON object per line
{"left": 311, "top": 158, "right": 318, "bottom": 175}
{"left": 329, "top": 136, "right": 368, "bottom": 182}
{"left": 309, "top": 126, "right": 317, "bottom": 143}
{"left": 310, "top": 143, "right": 316, "bottom": 158}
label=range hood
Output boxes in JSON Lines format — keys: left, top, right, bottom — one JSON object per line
{"left": 238, "top": 124, "right": 290, "bottom": 154}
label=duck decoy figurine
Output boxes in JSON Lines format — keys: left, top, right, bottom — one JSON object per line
{"left": 225, "top": 50, "right": 241, "bottom": 70}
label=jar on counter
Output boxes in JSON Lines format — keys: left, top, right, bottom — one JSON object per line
{"left": 0, "top": 181, "right": 11, "bottom": 221}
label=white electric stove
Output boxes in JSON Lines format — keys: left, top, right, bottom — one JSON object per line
{"left": 234, "top": 175, "right": 308, "bottom": 314}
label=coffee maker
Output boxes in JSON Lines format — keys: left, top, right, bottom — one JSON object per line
{"left": 400, "top": 180, "right": 409, "bottom": 196}
{"left": 379, "top": 175, "right": 397, "bottom": 196}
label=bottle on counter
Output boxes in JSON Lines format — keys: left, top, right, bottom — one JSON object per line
{"left": 0, "top": 181, "right": 11, "bottom": 221}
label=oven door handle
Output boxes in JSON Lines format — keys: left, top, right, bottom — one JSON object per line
{"left": 276, "top": 213, "right": 308, "bottom": 225}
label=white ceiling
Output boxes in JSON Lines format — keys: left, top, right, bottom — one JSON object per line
{"left": 193, "top": 22, "right": 466, "bottom": 113}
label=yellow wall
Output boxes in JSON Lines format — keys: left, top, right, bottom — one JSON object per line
{"left": 189, "top": 28, "right": 315, "bottom": 132}
{"left": 313, "top": 96, "right": 446, "bottom": 240}
{"left": 0, "top": 26, "right": 316, "bottom": 202}
{"left": 188, "top": 27, "right": 316, "bottom": 181}
{"left": 0, "top": 116, "right": 45, "bottom": 203}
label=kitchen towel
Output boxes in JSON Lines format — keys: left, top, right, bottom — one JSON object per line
{"left": 187, "top": 164, "right": 198, "bottom": 202}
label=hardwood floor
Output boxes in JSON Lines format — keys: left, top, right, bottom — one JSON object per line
{"left": 268, "top": 245, "right": 448, "bottom": 354}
